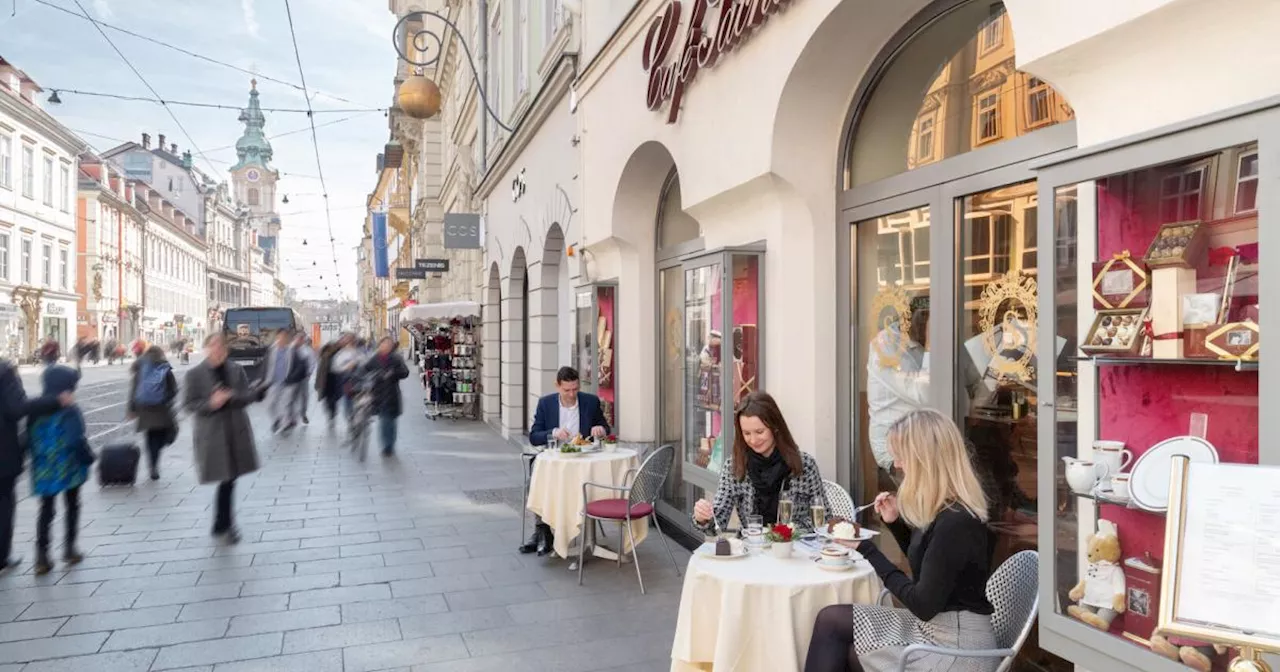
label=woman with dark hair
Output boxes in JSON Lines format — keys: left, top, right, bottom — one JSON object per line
{"left": 692, "top": 390, "right": 825, "bottom": 534}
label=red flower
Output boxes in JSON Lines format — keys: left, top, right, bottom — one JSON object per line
{"left": 769, "top": 523, "right": 793, "bottom": 543}
{"left": 606, "top": 434, "right": 618, "bottom": 442}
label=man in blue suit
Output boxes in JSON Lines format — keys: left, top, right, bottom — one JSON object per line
{"left": 521, "top": 366, "right": 610, "bottom": 555}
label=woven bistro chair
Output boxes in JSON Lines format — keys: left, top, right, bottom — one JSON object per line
{"left": 822, "top": 479, "right": 857, "bottom": 521}
{"left": 876, "top": 550, "right": 1039, "bottom": 672}
{"left": 576, "top": 444, "right": 680, "bottom": 594}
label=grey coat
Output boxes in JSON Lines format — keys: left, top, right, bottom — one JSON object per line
{"left": 183, "top": 361, "right": 260, "bottom": 484}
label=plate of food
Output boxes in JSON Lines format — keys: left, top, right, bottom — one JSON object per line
{"left": 695, "top": 537, "right": 749, "bottom": 559}
{"left": 559, "top": 435, "right": 601, "bottom": 456}
{"left": 815, "top": 518, "right": 879, "bottom": 543}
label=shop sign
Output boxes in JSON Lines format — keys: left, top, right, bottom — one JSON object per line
{"left": 0, "top": 304, "right": 17, "bottom": 318}
{"left": 44, "top": 302, "right": 65, "bottom": 316}
{"left": 101, "top": 313, "right": 118, "bottom": 324}
{"left": 511, "top": 169, "right": 527, "bottom": 203}
{"left": 415, "top": 259, "right": 450, "bottom": 273}
{"left": 643, "top": 0, "right": 797, "bottom": 124}
{"left": 443, "top": 213, "right": 481, "bottom": 250}
{"left": 395, "top": 267, "right": 428, "bottom": 280}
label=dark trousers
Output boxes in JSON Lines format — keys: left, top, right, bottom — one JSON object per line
{"left": 213, "top": 480, "right": 235, "bottom": 533}
{"left": 144, "top": 429, "right": 166, "bottom": 471}
{"left": 378, "top": 412, "right": 397, "bottom": 454}
{"left": 0, "top": 476, "right": 15, "bottom": 561}
{"left": 37, "top": 487, "right": 80, "bottom": 555}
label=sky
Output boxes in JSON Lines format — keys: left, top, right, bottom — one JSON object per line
{"left": 0, "top": 0, "right": 399, "bottom": 301}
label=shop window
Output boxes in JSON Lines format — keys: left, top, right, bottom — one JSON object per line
{"left": 846, "top": 2, "right": 1073, "bottom": 186}
{"left": 1234, "top": 149, "right": 1259, "bottom": 214}
{"left": 1158, "top": 162, "right": 1208, "bottom": 223}
{"left": 976, "top": 91, "right": 1001, "bottom": 144}
{"left": 1051, "top": 142, "right": 1260, "bottom": 665}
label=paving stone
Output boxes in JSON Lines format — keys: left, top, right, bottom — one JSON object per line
{"left": 101, "top": 617, "right": 230, "bottom": 650}
{"left": 340, "top": 595, "right": 449, "bottom": 623}
{"left": 212, "top": 650, "right": 343, "bottom": 672}
{"left": 19, "top": 649, "right": 159, "bottom": 672}
{"left": 55, "top": 562, "right": 164, "bottom": 585}
{"left": 225, "top": 606, "right": 342, "bottom": 637}
{"left": 177, "top": 595, "right": 289, "bottom": 621}
{"left": 197, "top": 564, "right": 296, "bottom": 586}
{"left": 258, "top": 526, "right": 340, "bottom": 542}
{"left": 298, "top": 532, "right": 379, "bottom": 549}
{"left": 290, "top": 554, "right": 383, "bottom": 575}
{"left": 341, "top": 635, "right": 470, "bottom": 672}
{"left": 379, "top": 547, "right": 470, "bottom": 566}
{"left": 397, "top": 606, "right": 514, "bottom": 639}
{"left": 92, "top": 571, "right": 202, "bottom": 595}
{"left": 18, "top": 591, "right": 139, "bottom": 620}
{"left": 0, "top": 581, "right": 103, "bottom": 605}
{"left": 338, "top": 562, "right": 435, "bottom": 586}
{"left": 443, "top": 582, "right": 549, "bottom": 611}
{"left": 158, "top": 555, "right": 255, "bottom": 575}
{"left": 58, "top": 605, "right": 182, "bottom": 635}
{"left": 388, "top": 573, "right": 489, "bottom": 598}
{"left": 241, "top": 572, "right": 338, "bottom": 596}
{"left": 251, "top": 547, "right": 340, "bottom": 567}
{"left": 288, "top": 584, "right": 390, "bottom": 609}
{"left": 151, "top": 632, "right": 282, "bottom": 670}
{"left": 281, "top": 618, "right": 401, "bottom": 653}
{"left": 133, "top": 582, "right": 244, "bottom": 608}
{"left": 338, "top": 539, "right": 423, "bottom": 558}
{"left": 0, "top": 617, "right": 66, "bottom": 643}
{"left": 0, "top": 630, "right": 109, "bottom": 663}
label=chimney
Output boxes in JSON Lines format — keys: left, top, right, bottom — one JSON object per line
{"left": 170, "top": 143, "right": 177, "bottom": 155}
{"left": 157, "top": 134, "right": 166, "bottom": 150}
{"left": 182, "top": 151, "right": 193, "bottom": 169}
{"left": 141, "top": 133, "right": 151, "bottom": 149}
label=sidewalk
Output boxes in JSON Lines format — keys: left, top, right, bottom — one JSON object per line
{"left": 0, "top": 377, "right": 686, "bottom": 671}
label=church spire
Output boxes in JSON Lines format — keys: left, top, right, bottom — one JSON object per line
{"left": 231, "top": 78, "right": 273, "bottom": 172}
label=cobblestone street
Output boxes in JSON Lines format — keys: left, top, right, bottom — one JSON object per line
{"left": 0, "top": 376, "right": 687, "bottom": 671}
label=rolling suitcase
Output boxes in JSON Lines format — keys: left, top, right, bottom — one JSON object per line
{"left": 98, "top": 443, "right": 140, "bottom": 486}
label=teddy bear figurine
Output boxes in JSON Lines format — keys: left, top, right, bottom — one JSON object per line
{"left": 1150, "top": 631, "right": 1227, "bottom": 672}
{"left": 1067, "top": 519, "right": 1126, "bottom": 630}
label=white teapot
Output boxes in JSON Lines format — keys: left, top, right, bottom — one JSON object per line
{"left": 1062, "top": 457, "right": 1106, "bottom": 494}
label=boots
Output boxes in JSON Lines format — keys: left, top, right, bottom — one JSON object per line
{"left": 536, "top": 524, "right": 554, "bottom": 557}
{"left": 519, "top": 525, "right": 543, "bottom": 554}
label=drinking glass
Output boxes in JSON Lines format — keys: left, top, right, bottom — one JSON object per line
{"left": 777, "top": 488, "right": 794, "bottom": 526}
{"left": 547, "top": 435, "right": 559, "bottom": 453}
{"left": 810, "top": 495, "right": 827, "bottom": 531}
{"left": 745, "top": 514, "right": 764, "bottom": 535}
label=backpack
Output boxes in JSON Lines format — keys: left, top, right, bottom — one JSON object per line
{"left": 134, "top": 361, "right": 170, "bottom": 406}
{"left": 285, "top": 349, "right": 309, "bottom": 384}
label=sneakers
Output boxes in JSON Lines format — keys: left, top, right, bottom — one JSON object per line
{"left": 34, "top": 554, "right": 52, "bottom": 576}
{"left": 63, "top": 548, "right": 84, "bottom": 566}
{"left": 0, "top": 557, "right": 22, "bottom": 574}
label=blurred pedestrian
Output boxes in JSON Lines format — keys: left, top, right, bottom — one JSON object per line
{"left": 0, "top": 360, "right": 71, "bottom": 572}
{"left": 331, "top": 334, "right": 364, "bottom": 424}
{"left": 184, "top": 334, "right": 262, "bottom": 544}
{"left": 39, "top": 339, "right": 59, "bottom": 366}
{"left": 314, "top": 337, "right": 344, "bottom": 430}
{"left": 360, "top": 337, "right": 409, "bottom": 456}
{"left": 28, "top": 364, "right": 90, "bottom": 575}
{"left": 291, "top": 333, "right": 316, "bottom": 425}
{"left": 128, "top": 346, "right": 179, "bottom": 481}
{"left": 264, "top": 330, "right": 302, "bottom": 433}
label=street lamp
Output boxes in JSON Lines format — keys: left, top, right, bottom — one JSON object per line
{"left": 392, "top": 10, "right": 513, "bottom": 132}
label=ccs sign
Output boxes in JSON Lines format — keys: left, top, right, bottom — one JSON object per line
{"left": 444, "top": 213, "right": 481, "bottom": 250}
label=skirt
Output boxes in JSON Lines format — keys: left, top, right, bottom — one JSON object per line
{"left": 852, "top": 605, "right": 999, "bottom": 672}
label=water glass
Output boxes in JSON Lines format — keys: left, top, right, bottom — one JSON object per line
{"left": 745, "top": 514, "right": 764, "bottom": 535}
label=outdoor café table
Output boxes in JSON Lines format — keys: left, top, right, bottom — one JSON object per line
{"left": 670, "top": 542, "right": 882, "bottom": 672}
{"left": 525, "top": 447, "right": 648, "bottom": 560}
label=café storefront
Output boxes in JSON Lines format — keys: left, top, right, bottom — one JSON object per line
{"left": 577, "top": 0, "right": 1274, "bottom": 669}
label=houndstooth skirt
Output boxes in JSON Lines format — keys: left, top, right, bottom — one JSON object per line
{"left": 851, "top": 605, "right": 999, "bottom": 672}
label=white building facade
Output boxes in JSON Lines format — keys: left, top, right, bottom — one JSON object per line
{"left": 204, "top": 184, "right": 250, "bottom": 332}
{"left": 0, "top": 58, "right": 85, "bottom": 359}
{"left": 137, "top": 182, "right": 207, "bottom": 346}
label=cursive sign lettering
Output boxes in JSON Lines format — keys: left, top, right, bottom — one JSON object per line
{"left": 642, "top": 0, "right": 795, "bottom": 123}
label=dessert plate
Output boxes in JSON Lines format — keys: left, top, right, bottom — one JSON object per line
{"left": 1129, "top": 436, "right": 1219, "bottom": 513}
{"left": 815, "top": 527, "right": 879, "bottom": 543}
{"left": 695, "top": 542, "right": 749, "bottom": 559}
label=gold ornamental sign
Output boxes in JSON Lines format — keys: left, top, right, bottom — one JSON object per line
{"left": 978, "top": 271, "right": 1039, "bottom": 384}
{"left": 870, "top": 284, "right": 913, "bottom": 369}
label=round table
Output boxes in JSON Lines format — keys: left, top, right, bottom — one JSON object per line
{"left": 525, "top": 448, "right": 649, "bottom": 559}
{"left": 670, "top": 543, "right": 883, "bottom": 672}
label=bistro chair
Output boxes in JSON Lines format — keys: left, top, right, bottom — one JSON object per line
{"left": 822, "top": 479, "right": 857, "bottom": 521}
{"left": 577, "top": 444, "right": 680, "bottom": 594}
{"left": 518, "top": 444, "right": 540, "bottom": 546}
{"left": 877, "top": 550, "right": 1039, "bottom": 672}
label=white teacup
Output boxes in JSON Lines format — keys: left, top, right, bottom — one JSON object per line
{"left": 1093, "top": 440, "right": 1133, "bottom": 477}
{"left": 1111, "top": 473, "right": 1131, "bottom": 500}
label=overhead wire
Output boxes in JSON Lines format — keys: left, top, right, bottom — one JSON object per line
{"left": 46, "top": 88, "right": 385, "bottom": 114}
{"left": 282, "top": 0, "right": 345, "bottom": 300}
{"left": 71, "top": 0, "right": 219, "bottom": 176}
{"left": 30, "top": 0, "right": 379, "bottom": 109}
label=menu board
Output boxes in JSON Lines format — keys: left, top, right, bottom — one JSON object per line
{"left": 1166, "top": 462, "right": 1280, "bottom": 641}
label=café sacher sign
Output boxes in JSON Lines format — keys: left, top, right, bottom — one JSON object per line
{"left": 643, "top": 0, "right": 797, "bottom": 123}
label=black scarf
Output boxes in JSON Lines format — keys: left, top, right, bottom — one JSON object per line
{"left": 747, "top": 448, "right": 790, "bottom": 525}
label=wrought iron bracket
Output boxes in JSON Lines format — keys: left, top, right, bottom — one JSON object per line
{"left": 393, "top": 10, "right": 515, "bottom": 133}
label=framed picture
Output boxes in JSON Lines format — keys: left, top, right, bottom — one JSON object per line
{"left": 1159, "top": 458, "right": 1280, "bottom": 652}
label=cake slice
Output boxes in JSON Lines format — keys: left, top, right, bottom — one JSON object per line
{"left": 715, "top": 538, "right": 731, "bottom": 556}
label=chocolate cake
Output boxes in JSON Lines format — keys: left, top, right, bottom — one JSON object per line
{"left": 715, "top": 538, "right": 731, "bottom": 556}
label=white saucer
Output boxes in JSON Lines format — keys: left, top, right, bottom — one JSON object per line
{"left": 815, "top": 560, "right": 857, "bottom": 572}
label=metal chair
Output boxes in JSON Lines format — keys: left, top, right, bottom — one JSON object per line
{"left": 822, "top": 479, "right": 857, "bottom": 521}
{"left": 877, "top": 550, "right": 1039, "bottom": 672}
{"left": 577, "top": 444, "right": 680, "bottom": 594}
{"left": 518, "top": 445, "right": 540, "bottom": 546}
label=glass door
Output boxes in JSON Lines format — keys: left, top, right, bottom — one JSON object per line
{"left": 684, "top": 259, "right": 724, "bottom": 478}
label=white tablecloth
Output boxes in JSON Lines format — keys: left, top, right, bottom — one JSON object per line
{"left": 671, "top": 544, "right": 882, "bottom": 672}
{"left": 526, "top": 448, "right": 649, "bottom": 559}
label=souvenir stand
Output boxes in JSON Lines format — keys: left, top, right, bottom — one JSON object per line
{"left": 399, "top": 301, "right": 481, "bottom": 421}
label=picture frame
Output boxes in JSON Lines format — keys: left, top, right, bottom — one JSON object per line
{"left": 1205, "top": 321, "right": 1260, "bottom": 361}
{"left": 1160, "top": 457, "right": 1280, "bottom": 654}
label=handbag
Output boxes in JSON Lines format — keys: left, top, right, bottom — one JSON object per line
{"left": 75, "top": 439, "right": 96, "bottom": 466}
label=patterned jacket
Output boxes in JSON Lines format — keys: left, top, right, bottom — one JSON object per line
{"left": 695, "top": 452, "right": 825, "bottom": 534}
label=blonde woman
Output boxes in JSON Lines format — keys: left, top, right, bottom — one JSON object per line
{"left": 805, "top": 409, "right": 996, "bottom": 672}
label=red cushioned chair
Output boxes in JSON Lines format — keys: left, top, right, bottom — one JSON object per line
{"left": 577, "top": 444, "right": 679, "bottom": 594}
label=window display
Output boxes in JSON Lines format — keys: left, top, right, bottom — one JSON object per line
{"left": 686, "top": 263, "right": 723, "bottom": 473}
{"left": 1051, "top": 142, "right": 1261, "bottom": 668}
{"left": 572, "top": 283, "right": 617, "bottom": 429}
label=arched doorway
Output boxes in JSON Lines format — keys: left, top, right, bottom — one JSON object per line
{"left": 503, "top": 248, "right": 528, "bottom": 437}
{"left": 840, "top": 1, "right": 1073, "bottom": 668}
{"left": 483, "top": 263, "right": 502, "bottom": 428}
{"left": 532, "top": 224, "right": 566, "bottom": 404}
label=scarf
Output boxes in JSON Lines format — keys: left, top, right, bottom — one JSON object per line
{"left": 747, "top": 447, "right": 790, "bottom": 525}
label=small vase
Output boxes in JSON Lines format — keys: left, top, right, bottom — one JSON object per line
{"left": 770, "top": 541, "right": 793, "bottom": 559}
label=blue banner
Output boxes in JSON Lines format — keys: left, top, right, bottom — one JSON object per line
{"left": 372, "top": 212, "right": 389, "bottom": 278}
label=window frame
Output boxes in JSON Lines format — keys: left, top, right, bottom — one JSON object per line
{"left": 0, "top": 134, "right": 11, "bottom": 190}
{"left": 0, "top": 233, "right": 9, "bottom": 281}
{"left": 1156, "top": 159, "right": 1212, "bottom": 223}
{"left": 20, "top": 237, "right": 31, "bottom": 284}
{"left": 975, "top": 90, "right": 1002, "bottom": 145}
{"left": 21, "top": 145, "right": 34, "bottom": 199}
{"left": 41, "top": 242, "right": 51, "bottom": 287}
{"left": 978, "top": 11, "right": 1003, "bottom": 54}
{"left": 1025, "top": 76, "right": 1053, "bottom": 128}
{"left": 1234, "top": 148, "right": 1260, "bottom": 214}
{"left": 58, "top": 245, "right": 68, "bottom": 290}
{"left": 916, "top": 113, "right": 936, "bottom": 162}
{"left": 41, "top": 156, "right": 53, "bottom": 207}
{"left": 59, "top": 164, "right": 70, "bottom": 213}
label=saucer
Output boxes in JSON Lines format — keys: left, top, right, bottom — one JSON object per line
{"left": 815, "top": 559, "right": 856, "bottom": 572}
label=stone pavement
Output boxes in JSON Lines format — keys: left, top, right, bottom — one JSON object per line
{"left": 0, "top": 378, "right": 689, "bottom": 671}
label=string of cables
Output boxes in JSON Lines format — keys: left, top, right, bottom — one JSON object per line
{"left": 46, "top": 88, "right": 386, "bottom": 115}
{"left": 29, "top": 0, "right": 380, "bottom": 109}
{"left": 283, "top": 0, "right": 344, "bottom": 301}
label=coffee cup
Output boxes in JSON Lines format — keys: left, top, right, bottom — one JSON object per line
{"left": 1111, "top": 473, "right": 1131, "bottom": 500}
{"left": 819, "top": 545, "right": 851, "bottom": 566}
{"left": 1093, "top": 440, "right": 1133, "bottom": 477}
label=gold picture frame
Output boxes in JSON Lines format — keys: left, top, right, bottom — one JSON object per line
{"left": 1160, "top": 456, "right": 1280, "bottom": 666}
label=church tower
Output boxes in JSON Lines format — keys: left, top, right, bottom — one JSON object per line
{"left": 229, "top": 79, "right": 281, "bottom": 254}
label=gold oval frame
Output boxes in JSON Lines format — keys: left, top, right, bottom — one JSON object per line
{"left": 978, "top": 271, "right": 1039, "bottom": 384}
{"left": 869, "top": 284, "right": 914, "bottom": 369}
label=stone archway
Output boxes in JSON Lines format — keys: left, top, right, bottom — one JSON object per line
{"left": 483, "top": 262, "right": 502, "bottom": 429}
{"left": 526, "top": 224, "right": 565, "bottom": 419}
{"left": 502, "top": 248, "right": 529, "bottom": 437}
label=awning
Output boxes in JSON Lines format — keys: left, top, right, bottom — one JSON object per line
{"left": 399, "top": 301, "right": 481, "bottom": 326}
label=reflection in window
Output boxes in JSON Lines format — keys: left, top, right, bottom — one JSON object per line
{"left": 1235, "top": 150, "right": 1259, "bottom": 214}
{"left": 1158, "top": 164, "right": 1206, "bottom": 223}
{"left": 848, "top": 2, "right": 1074, "bottom": 185}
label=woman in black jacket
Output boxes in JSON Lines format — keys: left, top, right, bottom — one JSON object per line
{"left": 127, "top": 346, "right": 179, "bottom": 480}
{"left": 0, "top": 361, "right": 70, "bottom": 571}
{"left": 360, "top": 337, "right": 409, "bottom": 457}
